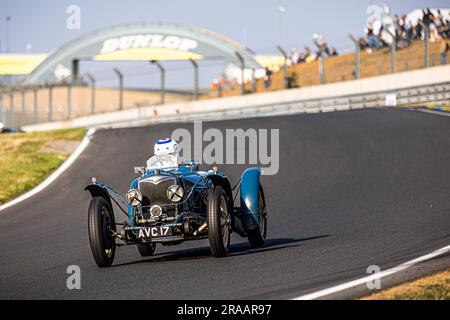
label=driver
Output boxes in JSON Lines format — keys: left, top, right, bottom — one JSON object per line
{"left": 146, "top": 138, "right": 179, "bottom": 169}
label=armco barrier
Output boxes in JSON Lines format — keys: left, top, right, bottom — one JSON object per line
{"left": 21, "top": 64, "right": 450, "bottom": 132}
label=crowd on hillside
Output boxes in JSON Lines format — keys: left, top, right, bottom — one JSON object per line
{"left": 359, "top": 8, "right": 450, "bottom": 54}
{"left": 213, "top": 7, "right": 450, "bottom": 91}
{"left": 288, "top": 33, "right": 338, "bottom": 67}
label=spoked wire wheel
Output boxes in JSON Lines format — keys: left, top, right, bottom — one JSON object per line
{"left": 88, "top": 197, "right": 116, "bottom": 267}
{"left": 207, "top": 186, "right": 231, "bottom": 257}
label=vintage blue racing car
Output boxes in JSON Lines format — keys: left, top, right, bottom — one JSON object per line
{"left": 85, "top": 155, "right": 267, "bottom": 268}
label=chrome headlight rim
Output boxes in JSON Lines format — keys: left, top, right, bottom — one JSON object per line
{"left": 150, "top": 204, "right": 163, "bottom": 217}
{"left": 166, "top": 184, "right": 184, "bottom": 202}
{"left": 126, "top": 189, "right": 142, "bottom": 207}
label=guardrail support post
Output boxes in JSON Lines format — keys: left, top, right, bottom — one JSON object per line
{"left": 85, "top": 73, "right": 96, "bottom": 114}
{"left": 113, "top": 68, "right": 124, "bottom": 110}
{"left": 8, "top": 89, "right": 14, "bottom": 129}
{"left": 33, "top": 86, "right": 38, "bottom": 123}
{"left": 385, "top": 29, "right": 397, "bottom": 73}
{"left": 235, "top": 52, "right": 245, "bottom": 95}
{"left": 9, "top": 89, "right": 14, "bottom": 112}
{"left": 277, "top": 46, "right": 288, "bottom": 89}
{"left": 190, "top": 59, "right": 199, "bottom": 100}
{"left": 0, "top": 91, "right": 3, "bottom": 125}
{"left": 252, "top": 68, "right": 257, "bottom": 93}
{"left": 71, "top": 59, "right": 79, "bottom": 84}
{"left": 319, "top": 54, "right": 325, "bottom": 85}
{"left": 419, "top": 22, "right": 429, "bottom": 68}
{"left": 218, "top": 80, "right": 223, "bottom": 98}
{"left": 151, "top": 61, "right": 165, "bottom": 105}
{"left": 348, "top": 34, "right": 360, "bottom": 79}
{"left": 21, "top": 87, "right": 26, "bottom": 113}
{"left": 48, "top": 84, "right": 53, "bottom": 121}
{"left": 313, "top": 40, "right": 326, "bottom": 85}
{"left": 67, "top": 83, "right": 72, "bottom": 119}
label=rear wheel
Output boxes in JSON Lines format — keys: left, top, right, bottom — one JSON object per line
{"left": 137, "top": 243, "right": 156, "bottom": 256}
{"left": 88, "top": 197, "right": 116, "bottom": 267}
{"left": 207, "top": 186, "right": 231, "bottom": 257}
{"left": 247, "top": 185, "right": 267, "bottom": 248}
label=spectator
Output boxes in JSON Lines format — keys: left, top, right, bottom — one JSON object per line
{"left": 361, "top": 7, "right": 450, "bottom": 51}
{"left": 357, "top": 37, "right": 368, "bottom": 49}
{"left": 422, "top": 8, "right": 434, "bottom": 27}
{"left": 429, "top": 23, "right": 440, "bottom": 42}
{"left": 312, "top": 33, "right": 331, "bottom": 56}
{"left": 413, "top": 21, "right": 422, "bottom": 40}
{"left": 435, "top": 10, "right": 449, "bottom": 39}
{"left": 290, "top": 48, "right": 300, "bottom": 65}
{"left": 304, "top": 46, "right": 311, "bottom": 59}
{"left": 393, "top": 14, "right": 402, "bottom": 38}
{"left": 365, "top": 24, "right": 383, "bottom": 53}
{"left": 401, "top": 15, "right": 413, "bottom": 46}
{"left": 264, "top": 67, "right": 273, "bottom": 88}
{"left": 331, "top": 47, "right": 338, "bottom": 56}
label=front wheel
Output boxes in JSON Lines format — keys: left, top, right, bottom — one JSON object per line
{"left": 88, "top": 197, "right": 116, "bottom": 267}
{"left": 207, "top": 186, "right": 231, "bottom": 257}
{"left": 247, "top": 185, "right": 267, "bottom": 248}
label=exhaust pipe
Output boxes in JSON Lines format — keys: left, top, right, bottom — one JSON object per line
{"left": 193, "top": 222, "right": 207, "bottom": 236}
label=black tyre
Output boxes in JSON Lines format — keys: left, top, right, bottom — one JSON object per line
{"left": 207, "top": 186, "right": 231, "bottom": 257}
{"left": 247, "top": 185, "right": 267, "bottom": 248}
{"left": 88, "top": 197, "right": 116, "bottom": 267}
{"left": 137, "top": 243, "right": 156, "bottom": 256}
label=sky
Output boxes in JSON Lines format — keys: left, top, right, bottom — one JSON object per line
{"left": 1, "top": 0, "right": 449, "bottom": 89}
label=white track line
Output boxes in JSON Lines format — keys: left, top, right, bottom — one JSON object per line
{"left": 0, "top": 128, "right": 96, "bottom": 212}
{"left": 293, "top": 244, "right": 450, "bottom": 300}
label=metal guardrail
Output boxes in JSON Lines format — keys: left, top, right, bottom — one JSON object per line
{"left": 2, "top": 81, "right": 450, "bottom": 130}
{"left": 90, "top": 81, "right": 450, "bottom": 129}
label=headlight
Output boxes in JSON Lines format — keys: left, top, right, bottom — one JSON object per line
{"left": 126, "top": 189, "right": 142, "bottom": 207}
{"left": 166, "top": 184, "right": 184, "bottom": 202}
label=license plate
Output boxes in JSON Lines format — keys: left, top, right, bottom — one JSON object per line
{"left": 137, "top": 226, "right": 172, "bottom": 239}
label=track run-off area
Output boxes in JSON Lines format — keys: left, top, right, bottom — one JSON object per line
{"left": 0, "top": 108, "right": 449, "bottom": 299}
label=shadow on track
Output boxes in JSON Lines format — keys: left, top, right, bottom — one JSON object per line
{"left": 112, "top": 235, "right": 330, "bottom": 267}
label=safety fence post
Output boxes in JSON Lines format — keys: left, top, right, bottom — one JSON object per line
{"left": 48, "top": 84, "right": 53, "bottom": 122}
{"left": 348, "top": 34, "right": 360, "bottom": 79}
{"left": 190, "top": 59, "right": 199, "bottom": 100}
{"left": 113, "top": 68, "right": 124, "bottom": 110}
{"left": 85, "top": 73, "right": 96, "bottom": 114}
{"left": 151, "top": 61, "right": 165, "bottom": 105}
{"left": 235, "top": 52, "right": 245, "bottom": 95}
{"left": 277, "top": 46, "right": 288, "bottom": 89}
{"left": 419, "top": 21, "right": 429, "bottom": 68}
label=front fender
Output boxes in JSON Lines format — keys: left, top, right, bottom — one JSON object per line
{"left": 238, "top": 167, "right": 261, "bottom": 230}
{"left": 127, "top": 178, "right": 140, "bottom": 225}
{"left": 208, "top": 174, "right": 233, "bottom": 210}
{"left": 85, "top": 184, "right": 113, "bottom": 209}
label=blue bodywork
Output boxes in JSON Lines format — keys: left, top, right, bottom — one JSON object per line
{"left": 85, "top": 163, "right": 265, "bottom": 242}
{"left": 238, "top": 167, "right": 262, "bottom": 231}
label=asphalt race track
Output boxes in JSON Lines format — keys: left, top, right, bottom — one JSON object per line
{"left": 0, "top": 108, "right": 449, "bottom": 299}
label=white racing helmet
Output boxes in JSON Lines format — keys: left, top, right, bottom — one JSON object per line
{"left": 154, "top": 137, "right": 178, "bottom": 156}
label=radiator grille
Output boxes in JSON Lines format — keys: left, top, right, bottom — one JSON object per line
{"left": 139, "top": 179, "right": 175, "bottom": 206}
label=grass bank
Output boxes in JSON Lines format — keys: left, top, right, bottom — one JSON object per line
{"left": 362, "top": 269, "right": 450, "bottom": 300}
{"left": 0, "top": 128, "right": 87, "bottom": 205}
